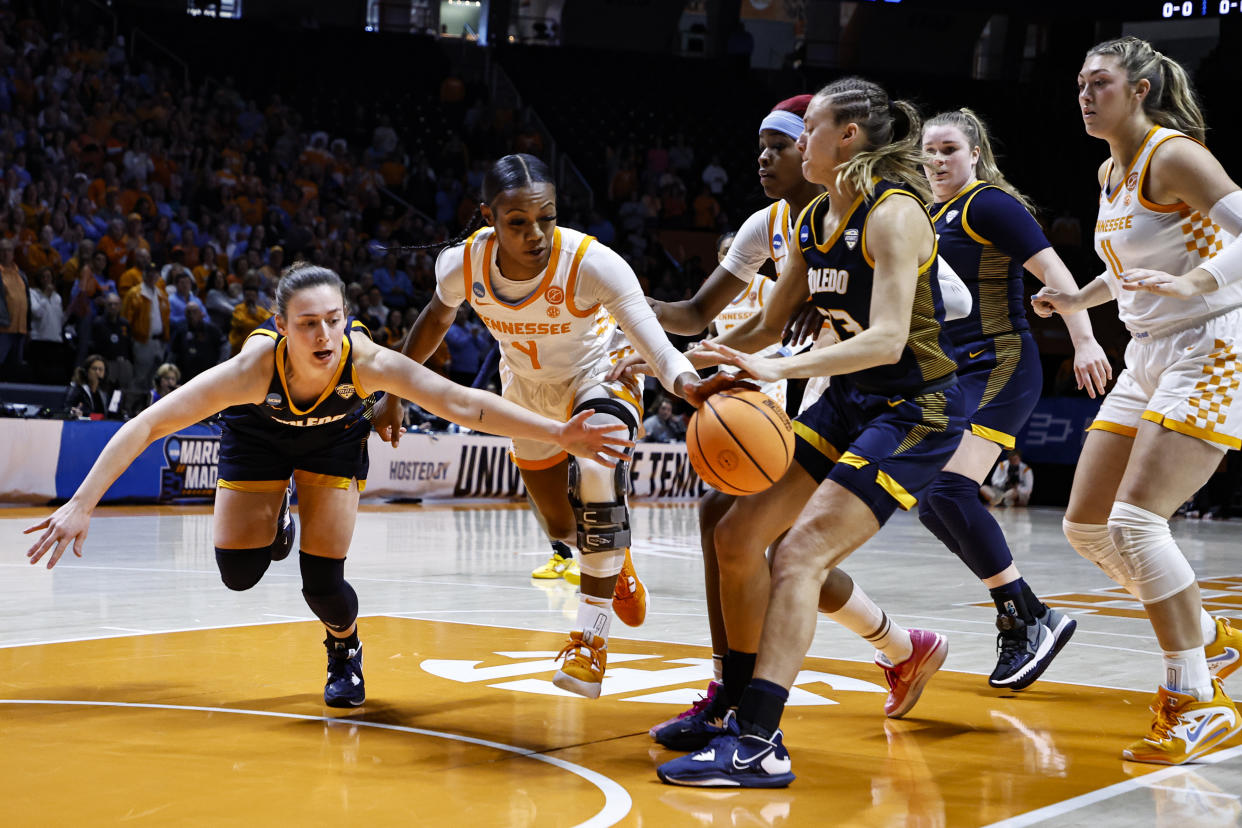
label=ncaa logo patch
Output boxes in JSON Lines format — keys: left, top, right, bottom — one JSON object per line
{"left": 773, "top": 233, "right": 783, "bottom": 251}
{"left": 546, "top": 286, "right": 565, "bottom": 304}
{"left": 844, "top": 229, "right": 860, "bottom": 250}
{"left": 265, "top": 392, "right": 283, "bottom": 407}
{"left": 335, "top": 384, "right": 356, "bottom": 400}
{"left": 472, "top": 281, "right": 486, "bottom": 298}
{"left": 799, "top": 224, "right": 810, "bottom": 244}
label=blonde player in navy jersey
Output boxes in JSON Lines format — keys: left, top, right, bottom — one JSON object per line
{"left": 1035, "top": 36, "right": 1242, "bottom": 764}
{"left": 918, "top": 108, "right": 1111, "bottom": 690}
{"left": 382, "top": 154, "right": 732, "bottom": 699}
{"left": 23, "top": 264, "right": 632, "bottom": 708}
{"left": 658, "top": 77, "right": 965, "bottom": 788}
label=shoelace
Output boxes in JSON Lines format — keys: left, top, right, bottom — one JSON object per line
{"left": 676, "top": 687, "right": 717, "bottom": 721}
{"left": 1147, "top": 693, "right": 1184, "bottom": 741}
{"left": 995, "top": 628, "right": 1031, "bottom": 669}
{"left": 614, "top": 573, "right": 635, "bottom": 599}
{"left": 556, "top": 636, "right": 603, "bottom": 668}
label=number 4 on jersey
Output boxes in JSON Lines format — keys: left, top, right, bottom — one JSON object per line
{"left": 513, "top": 340, "right": 541, "bottom": 369}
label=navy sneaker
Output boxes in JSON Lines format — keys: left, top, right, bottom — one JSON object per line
{"left": 657, "top": 712, "right": 795, "bottom": 788}
{"left": 650, "top": 681, "right": 732, "bottom": 751}
{"left": 990, "top": 606, "right": 1076, "bottom": 690}
{"left": 324, "top": 641, "right": 365, "bottom": 707}
{"left": 272, "top": 486, "right": 295, "bottom": 562}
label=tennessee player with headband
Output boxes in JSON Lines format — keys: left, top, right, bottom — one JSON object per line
{"left": 637, "top": 94, "right": 972, "bottom": 750}
{"left": 657, "top": 77, "right": 965, "bottom": 787}
{"left": 24, "top": 263, "right": 632, "bottom": 709}
{"left": 377, "top": 153, "right": 734, "bottom": 699}
{"left": 918, "top": 108, "right": 1111, "bottom": 691}
{"left": 1035, "top": 36, "right": 1242, "bottom": 764}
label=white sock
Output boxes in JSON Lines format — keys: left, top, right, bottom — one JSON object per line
{"left": 1201, "top": 609, "right": 1218, "bottom": 644}
{"left": 577, "top": 596, "right": 612, "bottom": 646}
{"left": 712, "top": 653, "right": 724, "bottom": 682}
{"left": 825, "top": 583, "right": 913, "bottom": 665}
{"left": 1164, "top": 647, "right": 1213, "bottom": 701}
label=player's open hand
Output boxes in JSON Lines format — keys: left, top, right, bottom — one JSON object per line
{"left": 1073, "top": 339, "right": 1112, "bottom": 399}
{"left": 558, "top": 409, "right": 634, "bottom": 467}
{"left": 24, "top": 501, "right": 92, "bottom": 569}
{"left": 783, "top": 301, "right": 823, "bottom": 348}
{"left": 1121, "top": 268, "right": 1199, "bottom": 299}
{"left": 679, "top": 370, "right": 762, "bottom": 408}
{"left": 692, "top": 340, "right": 785, "bottom": 385}
{"left": 604, "top": 352, "right": 649, "bottom": 384}
{"left": 370, "top": 393, "right": 408, "bottom": 448}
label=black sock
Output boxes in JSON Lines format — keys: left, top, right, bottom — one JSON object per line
{"left": 326, "top": 629, "right": 360, "bottom": 652}
{"left": 990, "top": 578, "right": 1035, "bottom": 623}
{"left": 737, "top": 678, "right": 788, "bottom": 740}
{"left": 1020, "top": 580, "right": 1047, "bottom": 618}
{"left": 551, "top": 540, "right": 573, "bottom": 559}
{"left": 722, "top": 650, "right": 756, "bottom": 708}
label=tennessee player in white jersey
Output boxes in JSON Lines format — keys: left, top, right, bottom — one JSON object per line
{"left": 378, "top": 154, "right": 730, "bottom": 700}
{"left": 1034, "top": 36, "right": 1242, "bottom": 765}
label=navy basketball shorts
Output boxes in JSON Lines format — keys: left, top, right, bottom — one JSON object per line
{"left": 952, "top": 331, "right": 1041, "bottom": 450}
{"left": 792, "top": 377, "right": 967, "bottom": 525}
{"left": 217, "top": 416, "right": 371, "bottom": 494}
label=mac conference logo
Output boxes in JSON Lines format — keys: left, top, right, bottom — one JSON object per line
{"left": 160, "top": 433, "right": 221, "bottom": 500}
{"left": 421, "top": 651, "right": 885, "bottom": 704}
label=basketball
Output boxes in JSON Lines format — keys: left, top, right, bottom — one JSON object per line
{"left": 687, "top": 388, "right": 796, "bottom": 496}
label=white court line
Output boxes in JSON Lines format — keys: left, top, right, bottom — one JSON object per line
{"left": 0, "top": 699, "right": 632, "bottom": 828}
{"left": 984, "top": 743, "right": 1242, "bottom": 827}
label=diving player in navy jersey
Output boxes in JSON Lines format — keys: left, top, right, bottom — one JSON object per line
{"left": 657, "top": 77, "right": 964, "bottom": 788}
{"left": 25, "top": 263, "right": 633, "bottom": 709}
{"left": 918, "top": 109, "right": 1111, "bottom": 690}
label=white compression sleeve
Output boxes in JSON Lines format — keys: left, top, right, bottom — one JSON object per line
{"left": 936, "top": 256, "right": 972, "bottom": 321}
{"left": 1201, "top": 191, "right": 1242, "bottom": 288}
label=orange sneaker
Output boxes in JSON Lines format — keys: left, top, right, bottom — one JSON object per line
{"left": 553, "top": 631, "right": 608, "bottom": 699}
{"left": 612, "top": 548, "right": 648, "bottom": 627}
{"left": 1206, "top": 617, "right": 1242, "bottom": 681}
{"left": 1122, "top": 680, "right": 1241, "bottom": 765}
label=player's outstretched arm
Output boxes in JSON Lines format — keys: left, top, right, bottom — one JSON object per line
{"left": 371, "top": 294, "right": 457, "bottom": 447}
{"left": 24, "top": 346, "right": 274, "bottom": 568}
{"left": 355, "top": 337, "right": 632, "bottom": 466}
{"left": 652, "top": 264, "right": 748, "bottom": 336}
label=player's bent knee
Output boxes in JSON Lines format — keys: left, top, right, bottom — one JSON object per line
{"left": 1062, "top": 517, "right": 1131, "bottom": 588}
{"left": 215, "top": 546, "right": 272, "bottom": 591}
{"left": 578, "top": 548, "right": 625, "bottom": 579}
{"left": 569, "top": 400, "right": 635, "bottom": 560}
{"left": 1106, "top": 502, "right": 1195, "bottom": 604}
{"left": 299, "top": 551, "right": 359, "bottom": 633}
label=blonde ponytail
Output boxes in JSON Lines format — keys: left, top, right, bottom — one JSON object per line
{"left": 924, "top": 108, "right": 1035, "bottom": 214}
{"left": 1087, "top": 36, "right": 1206, "bottom": 142}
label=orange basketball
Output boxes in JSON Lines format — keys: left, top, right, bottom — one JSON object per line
{"left": 686, "top": 388, "right": 795, "bottom": 496}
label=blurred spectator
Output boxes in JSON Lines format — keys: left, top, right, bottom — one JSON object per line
{"left": 444, "top": 306, "right": 490, "bottom": 387}
{"left": 167, "top": 267, "right": 207, "bottom": 327}
{"left": 88, "top": 291, "right": 134, "bottom": 392}
{"left": 129, "top": 362, "right": 180, "bottom": 416}
{"left": 202, "top": 268, "right": 238, "bottom": 331}
{"left": 27, "top": 266, "right": 68, "bottom": 384}
{"left": 228, "top": 276, "right": 272, "bottom": 355}
{"left": 0, "top": 238, "right": 29, "bottom": 380}
{"left": 64, "top": 353, "right": 109, "bottom": 418}
{"left": 642, "top": 397, "right": 685, "bottom": 443}
{"left": 701, "top": 154, "right": 728, "bottom": 196}
{"left": 981, "top": 451, "right": 1033, "bottom": 507}
{"left": 122, "top": 261, "right": 171, "bottom": 391}
{"left": 170, "top": 302, "right": 224, "bottom": 381}
{"left": 372, "top": 252, "right": 413, "bottom": 310}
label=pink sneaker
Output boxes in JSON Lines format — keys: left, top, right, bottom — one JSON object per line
{"left": 875, "top": 629, "right": 947, "bottom": 719}
{"left": 649, "top": 680, "right": 722, "bottom": 739}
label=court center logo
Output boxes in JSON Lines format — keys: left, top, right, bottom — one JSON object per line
{"left": 421, "top": 651, "right": 885, "bottom": 705}
{"left": 160, "top": 433, "right": 221, "bottom": 500}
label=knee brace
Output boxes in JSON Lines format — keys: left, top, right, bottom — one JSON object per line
{"left": 215, "top": 547, "right": 272, "bottom": 591}
{"left": 299, "top": 552, "right": 359, "bottom": 633}
{"left": 1063, "top": 518, "right": 1130, "bottom": 589}
{"left": 922, "top": 471, "right": 1012, "bottom": 580}
{"left": 1106, "top": 502, "right": 1196, "bottom": 604}
{"left": 570, "top": 398, "right": 636, "bottom": 579}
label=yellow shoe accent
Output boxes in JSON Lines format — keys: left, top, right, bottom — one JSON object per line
{"left": 1206, "top": 617, "right": 1242, "bottom": 680}
{"left": 531, "top": 553, "right": 575, "bottom": 580}
{"left": 1122, "top": 680, "right": 1241, "bottom": 765}
{"left": 552, "top": 631, "right": 607, "bottom": 699}
{"left": 612, "top": 548, "right": 648, "bottom": 627}
{"left": 563, "top": 558, "right": 581, "bottom": 586}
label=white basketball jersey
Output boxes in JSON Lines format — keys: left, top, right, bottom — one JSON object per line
{"left": 448, "top": 226, "right": 617, "bottom": 383}
{"left": 1095, "top": 126, "right": 1242, "bottom": 337}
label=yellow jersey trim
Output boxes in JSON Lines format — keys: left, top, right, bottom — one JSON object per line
{"left": 861, "top": 189, "right": 938, "bottom": 273}
{"left": 217, "top": 478, "right": 288, "bottom": 493}
{"left": 793, "top": 421, "right": 841, "bottom": 463}
{"left": 838, "top": 451, "right": 869, "bottom": 470}
{"left": 812, "top": 190, "right": 866, "bottom": 253}
{"left": 970, "top": 422, "right": 1016, "bottom": 449}
{"left": 928, "top": 180, "right": 978, "bottom": 223}
{"left": 959, "top": 185, "right": 1000, "bottom": 247}
{"left": 246, "top": 327, "right": 279, "bottom": 342}
{"left": 276, "top": 333, "right": 352, "bottom": 417}
{"left": 1141, "top": 409, "right": 1241, "bottom": 449}
{"left": 876, "top": 469, "right": 918, "bottom": 511}
{"left": 1085, "top": 419, "right": 1138, "bottom": 438}
{"left": 293, "top": 469, "right": 363, "bottom": 491}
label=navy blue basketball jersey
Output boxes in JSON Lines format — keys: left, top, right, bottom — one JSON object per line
{"left": 221, "top": 317, "right": 375, "bottom": 434}
{"left": 930, "top": 182, "right": 1048, "bottom": 345}
{"left": 797, "top": 181, "right": 958, "bottom": 395}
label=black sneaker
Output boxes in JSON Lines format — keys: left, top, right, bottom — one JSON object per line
{"left": 651, "top": 681, "right": 733, "bottom": 751}
{"left": 271, "top": 486, "right": 295, "bottom": 561}
{"left": 989, "top": 613, "right": 1053, "bottom": 690}
{"left": 324, "top": 641, "right": 365, "bottom": 707}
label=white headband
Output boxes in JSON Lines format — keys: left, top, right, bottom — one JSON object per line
{"left": 759, "top": 110, "right": 805, "bottom": 141}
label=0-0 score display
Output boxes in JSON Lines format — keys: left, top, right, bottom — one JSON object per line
{"left": 1163, "top": 1, "right": 1242, "bottom": 17}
